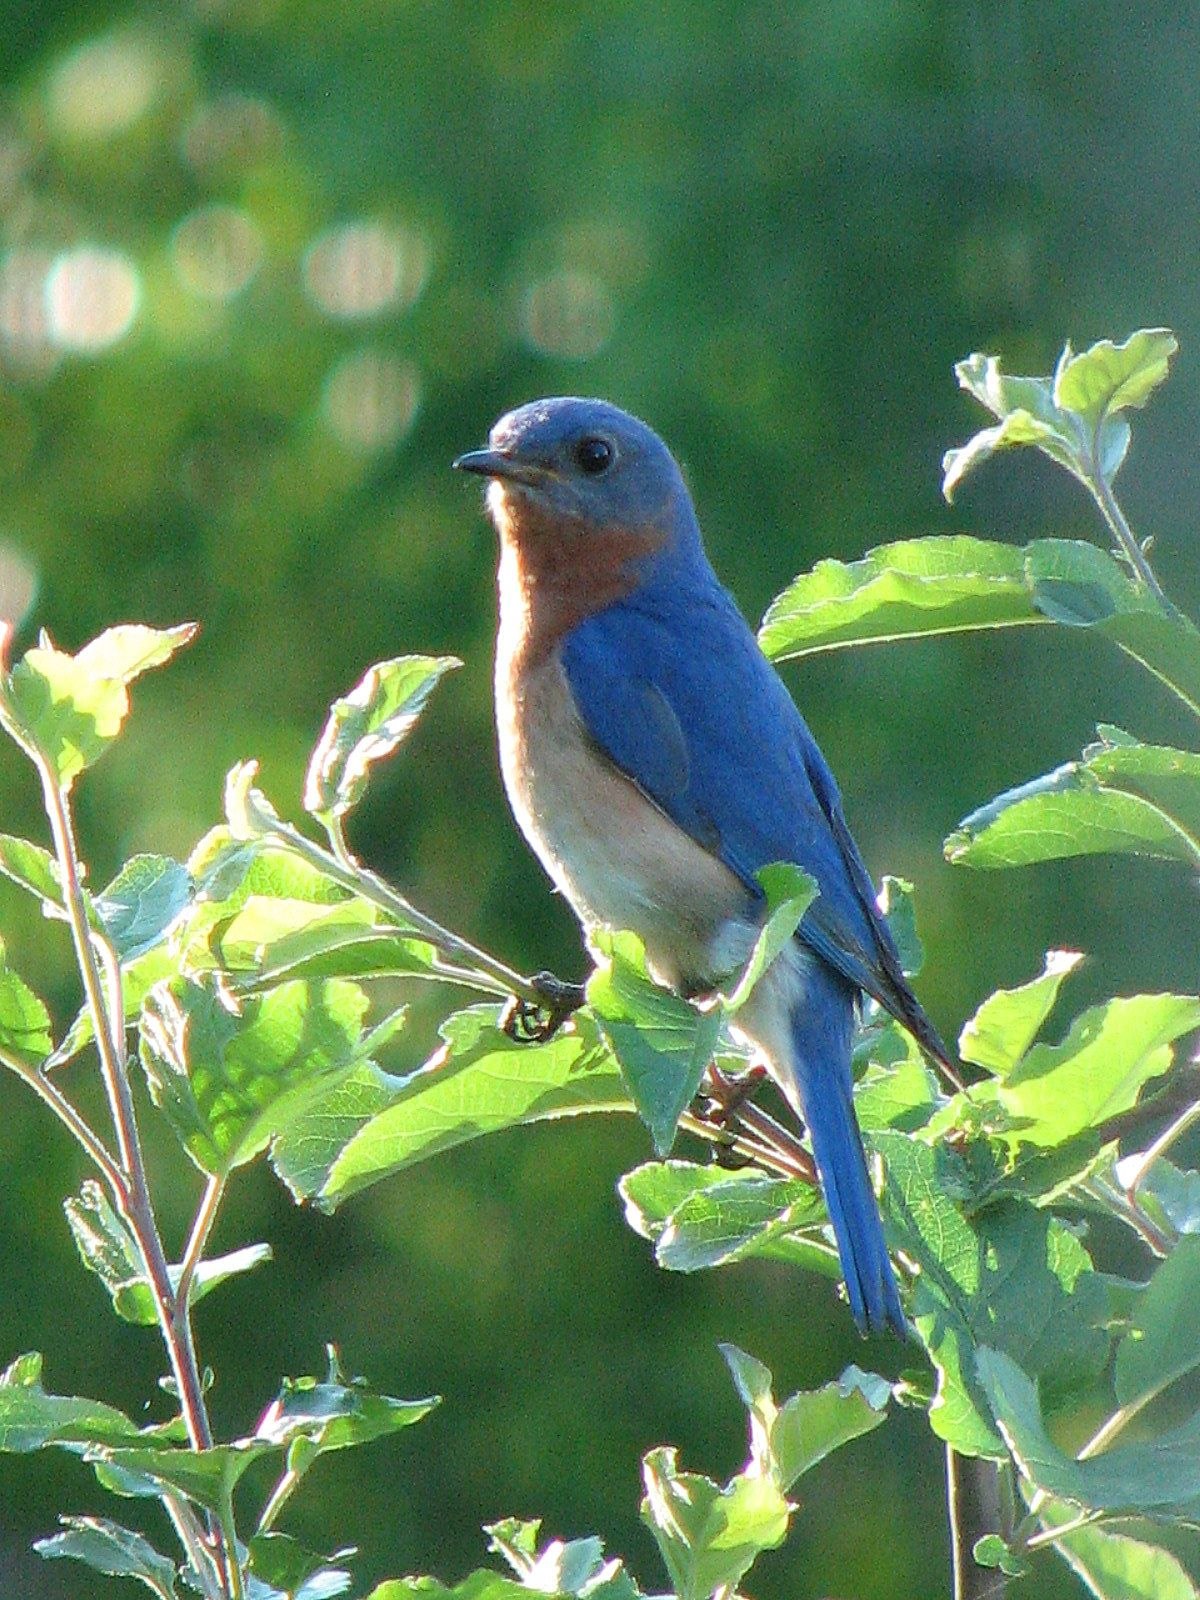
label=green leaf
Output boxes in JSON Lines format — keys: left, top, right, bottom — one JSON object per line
{"left": 364, "top": 1577, "right": 544, "bottom": 1600}
{"left": 6, "top": 625, "right": 196, "bottom": 786}
{"left": 319, "top": 1007, "right": 626, "bottom": 1207}
{"left": 96, "top": 855, "right": 193, "bottom": 960}
{"left": 0, "top": 1352, "right": 141, "bottom": 1453}
{"left": 977, "top": 1347, "right": 1200, "bottom": 1515}
{"left": 1115, "top": 1237, "right": 1200, "bottom": 1409}
{"left": 587, "top": 931, "right": 721, "bottom": 1155}
{"left": 304, "top": 654, "right": 460, "bottom": 822}
{"left": 34, "top": 1516, "right": 178, "bottom": 1598}
{"left": 1053, "top": 329, "right": 1178, "bottom": 430}
{"left": 655, "top": 1174, "right": 825, "bottom": 1272}
{"left": 722, "top": 1345, "right": 890, "bottom": 1490}
{"left": 139, "top": 976, "right": 371, "bottom": 1176}
{"left": 248, "top": 1532, "right": 354, "bottom": 1598}
{"left": 270, "top": 1063, "right": 403, "bottom": 1203}
{"left": 722, "top": 862, "right": 816, "bottom": 1009}
{"left": 877, "top": 874, "right": 924, "bottom": 976}
{"left": 959, "top": 951, "right": 1083, "bottom": 1075}
{"left": 0, "top": 833, "right": 64, "bottom": 910}
{"left": 1052, "top": 1512, "right": 1200, "bottom": 1600}
{"left": 640, "top": 1446, "right": 791, "bottom": 1600}
{"left": 0, "top": 938, "right": 52, "bottom": 1069}
{"left": 942, "top": 407, "right": 1074, "bottom": 503}
{"left": 759, "top": 536, "right": 1035, "bottom": 659}
{"left": 210, "top": 895, "right": 438, "bottom": 988}
{"left": 983, "top": 993, "right": 1200, "bottom": 1150}
{"left": 971, "top": 1534, "right": 1029, "bottom": 1578}
{"left": 255, "top": 1350, "right": 438, "bottom": 1459}
{"left": 91, "top": 1439, "right": 276, "bottom": 1514}
{"left": 852, "top": 1028, "right": 939, "bottom": 1132}
{"left": 619, "top": 1160, "right": 839, "bottom": 1277}
{"left": 880, "top": 1138, "right": 1110, "bottom": 1456}
{"left": 1125, "top": 1158, "right": 1200, "bottom": 1235}
{"left": 485, "top": 1520, "right": 637, "bottom": 1597}
{"left": 758, "top": 533, "right": 1200, "bottom": 717}
{"left": 68, "top": 1178, "right": 271, "bottom": 1327}
{"left": 946, "top": 735, "right": 1200, "bottom": 868}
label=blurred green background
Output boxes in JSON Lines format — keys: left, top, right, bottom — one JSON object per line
{"left": 1, "top": 3, "right": 1198, "bottom": 1595}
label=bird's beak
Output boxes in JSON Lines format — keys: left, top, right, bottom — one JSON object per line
{"left": 452, "top": 448, "right": 542, "bottom": 485}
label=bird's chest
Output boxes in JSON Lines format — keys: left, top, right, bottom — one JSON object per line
{"left": 494, "top": 581, "right": 752, "bottom": 988}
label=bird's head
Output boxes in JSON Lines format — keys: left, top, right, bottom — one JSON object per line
{"left": 454, "top": 397, "right": 695, "bottom": 556}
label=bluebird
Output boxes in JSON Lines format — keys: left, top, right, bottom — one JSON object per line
{"left": 455, "top": 398, "right": 951, "bottom": 1336}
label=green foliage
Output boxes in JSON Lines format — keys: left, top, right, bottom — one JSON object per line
{"left": 3, "top": 329, "right": 1200, "bottom": 1600}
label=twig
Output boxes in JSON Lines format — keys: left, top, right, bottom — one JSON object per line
{"left": 33, "top": 753, "right": 235, "bottom": 1590}
{"left": 947, "top": 1447, "right": 1007, "bottom": 1600}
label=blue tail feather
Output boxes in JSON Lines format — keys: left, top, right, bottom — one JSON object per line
{"left": 782, "top": 961, "right": 906, "bottom": 1337}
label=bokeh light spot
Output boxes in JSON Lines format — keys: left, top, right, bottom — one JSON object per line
{"left": 0, "top": 542, "right": 38, "bottom": 627}
{"left": 45, "top": 248, "right": 140, "bottom": 352}
{"left": 48, "top": 34, "right": 161, "bottom": 139}
{"left": 182, "top": 94, "right": 286, "bottom": 175}
{"left": 303, "top": 222, "right": 430, "bottom": 320}
{"left": 0, "top": 250, "right": 55, "bottom": 372}
{"left": 172, "top": 206, "right": 264, "bottom": 300}
{"left": 521, "top": 269, "right": 614, "bottom": 359}
{"left": 323, "top": 351, "right": 420, "bottom": 451}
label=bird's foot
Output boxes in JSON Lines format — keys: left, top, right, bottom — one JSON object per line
{"left": 500, "top": 971, "right": 587, "bottom": 1043}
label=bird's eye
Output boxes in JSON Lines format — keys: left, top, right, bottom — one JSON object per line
{"left": 575, "top": 435, "right": 614, "bottom": 475}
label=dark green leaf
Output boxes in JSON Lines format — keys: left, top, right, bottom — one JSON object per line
{"left": 248, "top": 1532, "right": 354, "bottom": 1598}
{"left": 588, "top": 931, "right": 721, "bottom": 1155}
{"left": 1115, "top": 1237, "right": 1200, "bottom": 1409}
{"left": 34, "top": 1516, "right": 178, "bottom": 1598}
{"left": 96, "top": 856, "right": 193, "bottom": 960}
{"left": 91, "top": 1439, "right": 275, "bottom": 1514}
{"left": 321, "top": 1006, "right": 626, "bottom": 1206}
{"left": 877, "top": 874, "right": 924, "bottom": 976}
{"left": 655, "top": 1175, "right": 825, "bottom": 1272}
{"left": 977, "top": 1347, "right": 1200, "bottom": 1515}
{"left": 270, "top": 1063, "right": 404, "bottom": 1204}
{"left": 0, "top": 1352, "right": 141, "bottom": 1453}
{"left": 139, "top": 976, "right": 370, "bottom": 1176}
{"left": 255, "top": 1352, "right": 438, "bottom": 1463}
{"left": 304, "top": 654, "right": 460, "bottom": 822}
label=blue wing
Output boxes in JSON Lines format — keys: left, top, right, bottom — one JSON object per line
{"left": 560, "top": 586, "right": 935, "bottom": 1044}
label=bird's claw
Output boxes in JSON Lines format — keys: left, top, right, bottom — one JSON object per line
{"left": 500, "top": 971, "right": 587, "bottom": 1043}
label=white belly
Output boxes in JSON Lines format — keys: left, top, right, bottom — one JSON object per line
{"left": 496, "top": 645, "right": 754, "bottom": 990}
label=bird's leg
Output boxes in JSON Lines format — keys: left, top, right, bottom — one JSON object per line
{"left": 500, "top": 970, "right": 587, "bottom": 1043}
{"left": 694, "top": 1061, "right": 819, "bottom": 1186}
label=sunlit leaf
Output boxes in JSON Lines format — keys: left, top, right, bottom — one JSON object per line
{"left": 248, "top": 1532, "right": 354, "bottom": 1599}
{"left": 0, "top": 938, "right": 52, "bottom": 1069}
{"left": 1050, "top": 1508, "right": 1200, "bottom": 1600}
{"left": 722, "top": 862, "right": 815, "bottom": 1010}
{"left": 1053, "top": 329, "right": 1178, "bottom": 429}
{"left": 320, "top": 1006, "right": 626, "bottom": 1206}
{"left": 139, "top": 976, "right": 370, "bottom": 1176}
{"left": 959, "top": 951, "right": 1084, "bottom": 1076}
{"left": 0, "top": 833, "right": 64, "bottom": 910}
{"left": 6, "top": 625, "right": 195, "bottom": 787}
{"left": 640, "top": 1446, "right": 790, "bottom": 1600}
{"left": 304, "top": 654, "right": 460, "bottom": 822}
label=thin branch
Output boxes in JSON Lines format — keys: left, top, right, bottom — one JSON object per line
{"left": 252, "top": 816, "right": 540, "bottom": 1003}
{"left": 1086, "top": 443, "right": 1169, "bottom": 607}
{"left": 33, "top": 754, "right": 236, "bottom": 1592}
{"left": 0, "top": 1043, "right": 124, "bottom": 1195}
{"left": 176, "top": 1173, "right": 225, "bottom": 1313}
{"left": 1121, "top": 1095, "right": 1200, "bottom": 1199}
{"left": 948, "top": 1447, "right": 1007, "bottom": 1600}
